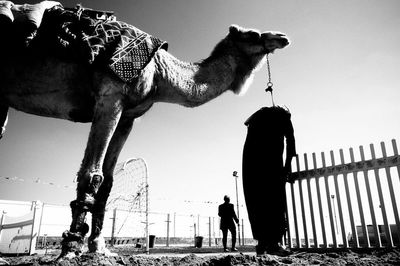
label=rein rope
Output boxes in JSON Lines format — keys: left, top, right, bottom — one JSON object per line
{"left": 265, "top": 54, "right": 275, "bottom": 106}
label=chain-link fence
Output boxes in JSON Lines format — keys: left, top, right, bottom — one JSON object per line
{"left": 0, "top": 200, "right": 255, "bottom": 249}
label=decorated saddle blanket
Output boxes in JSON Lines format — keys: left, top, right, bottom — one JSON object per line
{"left": 0, "top": 2, "right": 168, "bottom": 83}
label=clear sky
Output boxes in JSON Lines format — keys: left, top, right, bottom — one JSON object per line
{"left": 1, "top": 0, "right": 399, "bottom": 218}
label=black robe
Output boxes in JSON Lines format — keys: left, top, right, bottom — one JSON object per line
{"left": 242, "top": 107, "right": 296, "bottom": 244}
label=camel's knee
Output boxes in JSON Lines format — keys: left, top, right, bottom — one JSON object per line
{"left": 76, "top": 171, "right": 104, "bottom": 209}
{"left": 87, "top": 172, "right": 104, "bottom": 195}
{"left": 94, "top": 174, "right": 113, "bottom": 201}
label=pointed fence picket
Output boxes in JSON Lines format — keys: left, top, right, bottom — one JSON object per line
{"left": 286, "top": 139, "right": 400, "bottom": 249}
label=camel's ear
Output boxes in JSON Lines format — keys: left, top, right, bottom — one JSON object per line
{"left": 229, "top": 24, "right": 240, "bottom": 35}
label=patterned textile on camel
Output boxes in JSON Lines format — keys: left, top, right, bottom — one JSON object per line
{"left": 0, "top": 1, "right": 168, "bottom": 83}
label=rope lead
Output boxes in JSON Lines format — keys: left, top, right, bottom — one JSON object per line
{"left": 265, "top": 54, "right": 275, "bottom": 106}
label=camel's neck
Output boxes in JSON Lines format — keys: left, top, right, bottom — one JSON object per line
{"left": 153, "top": 49, "right": 238, "bottom": 107}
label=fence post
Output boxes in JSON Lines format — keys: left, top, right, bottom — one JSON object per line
{"left": 322, "top": 152, "right": 337, "bottom": 248}
{"left": 304, "top": 153, "right": 317, "bottom": 248}
{"left": 111, "top": 208, "right": 117, "bottom": 246}
{"left": 350, "top": 147, "right": 370, "bottom": 247}
{"left": 290, "top": 155, "right": 300, "bottom": 248}
{"left": 360, "top": 145, "right": 381, "bottom": 247}
{"left": 193, "top": 222, "right": 196, "bottom": 246}
{"left": 388, "top": 140, "right": 400, "bottom": 245}
{"left": 241, "top": 218, "right": 244, "bottom": 245}
{"left": 331, "top": 150, "right": 348, "bottom": 248}
{"left": 340, "top": 149, "right": 358, "bottom": 248}
{"left": 29, "top": 201, "right": 41, "bottom": 255}
{"left": 36, "top": 202, "right": 45, "bottom": 249}
{"left": 285, "top": 191, "right": 292, "bottom": 248}
{"left": 0, "top": 211, "right": 5, "bottom": 245}
{"left": 313, "top": 153, "right": 327, "bottom": 248}
{"left": 208, "top": 217, "right": 211, "bottom": 247}
{"left": 166, "top": 213, "right": 170, "bottom": 247}
{"left": 296, "top": 155, "right": 309, "bottom": 248}
{"left": 173, "top": 212, "right": 176, "bottom": 238}
{"left": 213, "top": 217, "right": 217, "bottom": 245}
{"left": 370, "top": 144, "right": 393, "bottom": 247}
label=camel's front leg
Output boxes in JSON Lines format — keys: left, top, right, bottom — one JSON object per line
{"left": 60, "top": 97, "right": 123, "bottom": 257}
{"left": 88, "top": 116, "right": 134, "bottom": 253}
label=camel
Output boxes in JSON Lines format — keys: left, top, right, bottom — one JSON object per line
{"left": 0, "top": 5, "right": 289, "bottom": 256}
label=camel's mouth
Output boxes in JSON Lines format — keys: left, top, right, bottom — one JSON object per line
{"left": 227, "top": 25, "right": 290, "bottom": 55}
{"left": 261, "top": 31, "right": 290, "bottom": 53}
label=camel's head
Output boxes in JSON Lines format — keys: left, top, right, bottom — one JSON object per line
{"left": 220, "top": 25, "right": 289, "bottom": 95}
{"left": 228, "top": 25, "right": 290, "bottom": 56}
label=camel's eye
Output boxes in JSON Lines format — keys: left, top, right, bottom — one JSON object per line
{"left": 233, "top": 31, "right": 260, "bottom": 44}
{"left": 241, "top": 31, "right": 261, "bottom": 43}
{"left": 229, "top": 26, "right": 260, "bottom": 43}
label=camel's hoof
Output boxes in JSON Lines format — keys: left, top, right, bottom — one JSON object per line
{"left": 56, "top": 251, "right": 78, "bottom": 262}
{"left": 101, "top": 249, "right": 118, "bottom": 257}
{"left": 59, "top": 232, "right": 86, "bottom": 261}
{"left": 59, "top": 241, "right": 85, "bottom": 255}
{"left": 88, "top": 235, "right": 117, "bottom": 256}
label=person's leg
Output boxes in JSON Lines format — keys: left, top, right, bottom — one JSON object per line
{"left": 221, "top": 228, "right": 228, "bottom": 251}
{"left": 266, "top": 181, "right": 292, "bottom": 256}
{"left": 230, "top": 226, "right": 237, "bottom": 250}
{"left": 256, "top": 238, "right": 268, "bottom": 256}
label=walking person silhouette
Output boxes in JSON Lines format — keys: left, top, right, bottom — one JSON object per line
{"left": 218, "top": 195, "right": 239, "bottom": 252}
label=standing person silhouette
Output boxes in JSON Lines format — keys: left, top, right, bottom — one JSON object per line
{"left": 218, "top": 195, "right": 239, "bottom": 252}
{"left": 242, "top": 106, "right": 296, "bottom": 256}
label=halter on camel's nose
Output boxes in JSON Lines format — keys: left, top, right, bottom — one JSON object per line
{"left": 261, "top": 31, "right": 290, "bottom": 51}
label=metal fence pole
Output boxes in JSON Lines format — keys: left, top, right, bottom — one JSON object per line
{"left": 208, "top": 217, "right": 212, "bottom": 246}
{"left": 29, "top": 201, "right": 39, "bottom": 255}
{"left": 194, "top": 222, "right": 197, "bottom": 246}
{"left": 173, "top": 212, "right": 176, "bottom": 238}
{"left": 213, "top": 217, "right": 216, "bottom": 245}
{"left": 166, "top": 213, "right": 170, "bottom": 247}
{"left": 197, "top": 215, "right": 200, "bottom": 236}
{"left": 360, "top": 145, "right": 381, "bottom": 247}
{"left": 370, "top": 144, "right": 393, "bottom": 247}
{"left": 233, "top": 171, "right": 241, "bottom": 246}
{"left": 36, "top": 202, "right": 45, "bottom": 249}
{"left": 388, "top": 140, "right": 400, "bottom": 245}
{"left": 340, "top": 149, "right": 359, "bottom": 248}
{"left": 350, "top": 147, "right": 370, "bottom": 247}
{"left": 111, "top": 208, "right": 117, "bottom": 246}
{"left": 241, "top": 218, "right": 244, "bottom": 245}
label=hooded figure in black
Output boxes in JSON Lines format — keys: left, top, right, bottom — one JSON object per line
{"left": 242, "top": 106, "right": 296, "bottom": 256}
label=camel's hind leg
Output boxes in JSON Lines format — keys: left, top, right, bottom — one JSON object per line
{"left": 88, "top": 116, "right": 134, "bottom": 253}
{"left": 0, "top": 105, "right": 8, "bottom": 139}
{"left": 60, "top": 96, "right": 123, "bottom": 257}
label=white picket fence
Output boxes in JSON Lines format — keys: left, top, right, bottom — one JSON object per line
{"left": 286, "top": 139, "right": 400, "bottom": 249}
{"left": 0, "top": 201, "right": 41, "bottom": 255}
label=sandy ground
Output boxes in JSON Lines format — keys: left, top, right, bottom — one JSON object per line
{"left": 1, "top": 246, "right": 400, "bottom": 265}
